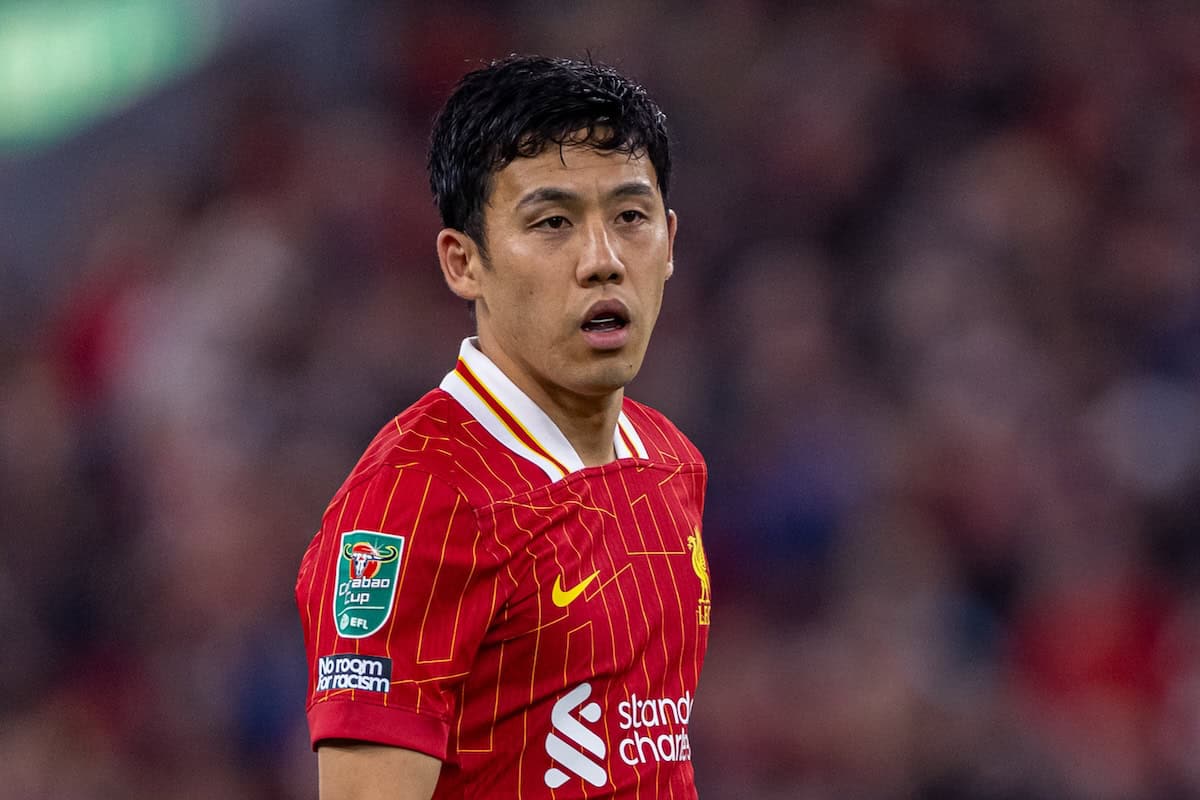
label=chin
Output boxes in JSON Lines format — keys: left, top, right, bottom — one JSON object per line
{"left": 582, "top": 360, "right": 641, "bottom": 395}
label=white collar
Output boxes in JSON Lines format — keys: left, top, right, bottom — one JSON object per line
{"left": 439, "top": 338, "right": 648, "bottom": 481}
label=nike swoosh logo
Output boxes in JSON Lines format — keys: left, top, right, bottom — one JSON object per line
{"left": 552, "top": 570, "right": 600, "bottom": 607}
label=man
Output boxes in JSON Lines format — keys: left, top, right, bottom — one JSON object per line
{"left": 297, "top": 55, "right": 710, "bottom": 798}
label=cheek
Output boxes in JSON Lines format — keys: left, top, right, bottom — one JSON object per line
{"left": 640, "top": 271, "right": 669, "bottom": 309}
{"left": 494, "top": 276, "right": 552, "bottom": 335}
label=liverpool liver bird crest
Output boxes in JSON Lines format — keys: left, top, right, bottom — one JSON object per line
{"left": 686, "top": 526, "right": 710, "bottom": 625}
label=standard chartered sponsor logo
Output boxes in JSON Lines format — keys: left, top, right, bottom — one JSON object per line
{"left": 544, "top": 683, "right": 607, "bottom": 788}
{"left": 617, "top": 691, "right": 693, "bottom": 766}
{"left": 544, "top": 683, "right": 694, "bottom": 788}
{"left": 316, "top": 654, "right": 392, "bottom": 693}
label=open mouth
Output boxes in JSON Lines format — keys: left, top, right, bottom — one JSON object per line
{"left": 580, "top": 300, "right": 630, "bottom": 333}
{"left": 581, "top": 312, "right": 628, "bottom": 333}
{"left": 579, "top": 300, "right": 632, "bottom": 349}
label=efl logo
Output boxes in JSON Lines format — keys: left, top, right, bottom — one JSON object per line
{"left": 544, "top": 683, "right": 607, "bottom": 789}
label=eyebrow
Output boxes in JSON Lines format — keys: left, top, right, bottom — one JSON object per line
{"left": 514, "top": 181, "right": 657, "bottom": 210}
{"left": 515, "top": 187, "right": 576, "bottom": 210}
{"left": 611, "top": 181, "right": 656, "bottom": 200}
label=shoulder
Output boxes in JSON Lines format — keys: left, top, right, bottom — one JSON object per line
{"left": 329, "top": 388, "right": 551, "bottom": 515}
{"left": 325, "top": 389, "right": 467, "bottom": 511}
{"left": 621, "top": 396, "right": 705, "bottom": 468}
{"left": 344, "top": 388, "right": 460, "bottom": 471}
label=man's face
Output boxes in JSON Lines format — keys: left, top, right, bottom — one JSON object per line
{"left": 459, "top": 142, "right": 676, "bottom": 407}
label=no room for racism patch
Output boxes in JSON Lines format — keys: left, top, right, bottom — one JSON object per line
{"left": 317, "top": 654, "right": 393, "bottom": 693}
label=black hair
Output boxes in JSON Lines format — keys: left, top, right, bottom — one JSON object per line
{"left": 428, "top": 55, "right": 671, "bottom": 251}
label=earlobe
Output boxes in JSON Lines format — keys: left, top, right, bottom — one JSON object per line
{"left": 437, "top": 229, "right": 482, "bottom": 300}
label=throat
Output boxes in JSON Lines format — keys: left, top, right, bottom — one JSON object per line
{"left": 541, "top": 391, "right": 625, "bottom": 468}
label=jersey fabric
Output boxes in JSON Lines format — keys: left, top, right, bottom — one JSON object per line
{"left": 297, "top": 338, "right": 711, "bottom": 798}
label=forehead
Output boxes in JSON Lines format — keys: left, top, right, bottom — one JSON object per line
{"left": 487, "top": 144, "right": 661, "bottom": 209}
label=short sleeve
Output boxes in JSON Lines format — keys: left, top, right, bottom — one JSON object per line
{"left": 296, "top": 465, "right": 497, "bottom": 759}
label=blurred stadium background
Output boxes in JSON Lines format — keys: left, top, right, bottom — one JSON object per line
{"left": 3, "top": 1, "right": 1200, "bottom": 798}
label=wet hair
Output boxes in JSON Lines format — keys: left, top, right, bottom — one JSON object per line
{"left": 428, "top": 54, "right": 671, "bottom": 251}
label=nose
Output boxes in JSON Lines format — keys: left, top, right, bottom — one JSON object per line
{"left": 576, "top": 220, "right": 625, "bottom": 286}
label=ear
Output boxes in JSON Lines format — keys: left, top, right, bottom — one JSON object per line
{"left": 665, "top": 209, "right": 678, "bottom": 280}
{"left": 437, "top": 228, "right": 484, "bottom": 300}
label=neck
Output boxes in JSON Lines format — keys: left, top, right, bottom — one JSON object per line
{"left": 539, "top": 387, "right": 623, "bottom": 468}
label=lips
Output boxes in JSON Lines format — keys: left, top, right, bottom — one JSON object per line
{"left": 580, "top": 299, "right": 630, "bottom": 333}
{"left": 579, "top": 299, "right": 632, "bottom": 350}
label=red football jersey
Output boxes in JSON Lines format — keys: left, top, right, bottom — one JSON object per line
{"left": 297, "top": 339, "right": 711, "bottom": 798}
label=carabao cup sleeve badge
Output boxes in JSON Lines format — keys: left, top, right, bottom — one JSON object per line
{"left": 333, "top": 530, "right": 405, "bottom": 638}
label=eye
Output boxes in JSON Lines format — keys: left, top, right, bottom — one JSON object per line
{"left": 617, "top": 209, "right": 647, "bottom": 224}
{"left": 534, "top": 215, "right": 570, "bottom": 230}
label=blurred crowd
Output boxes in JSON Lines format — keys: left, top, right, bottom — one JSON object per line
{"left": 3, "top": 1, "right": 1200, "bottom": 798}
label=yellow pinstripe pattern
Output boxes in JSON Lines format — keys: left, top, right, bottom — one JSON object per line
{"left": 376, "top": 468, "right": 408, "bottom": 708}
{"left": 417, "top": 493, "right": 465, "bottom": 664}
{"left": 383, "top": 471, "right": 431, "bottom": 708}
{"left": 581, "top": 473, "right": 649, "bottom": 798}
{"left": 632, "top": 472, "right": 694, "bottom": 722}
